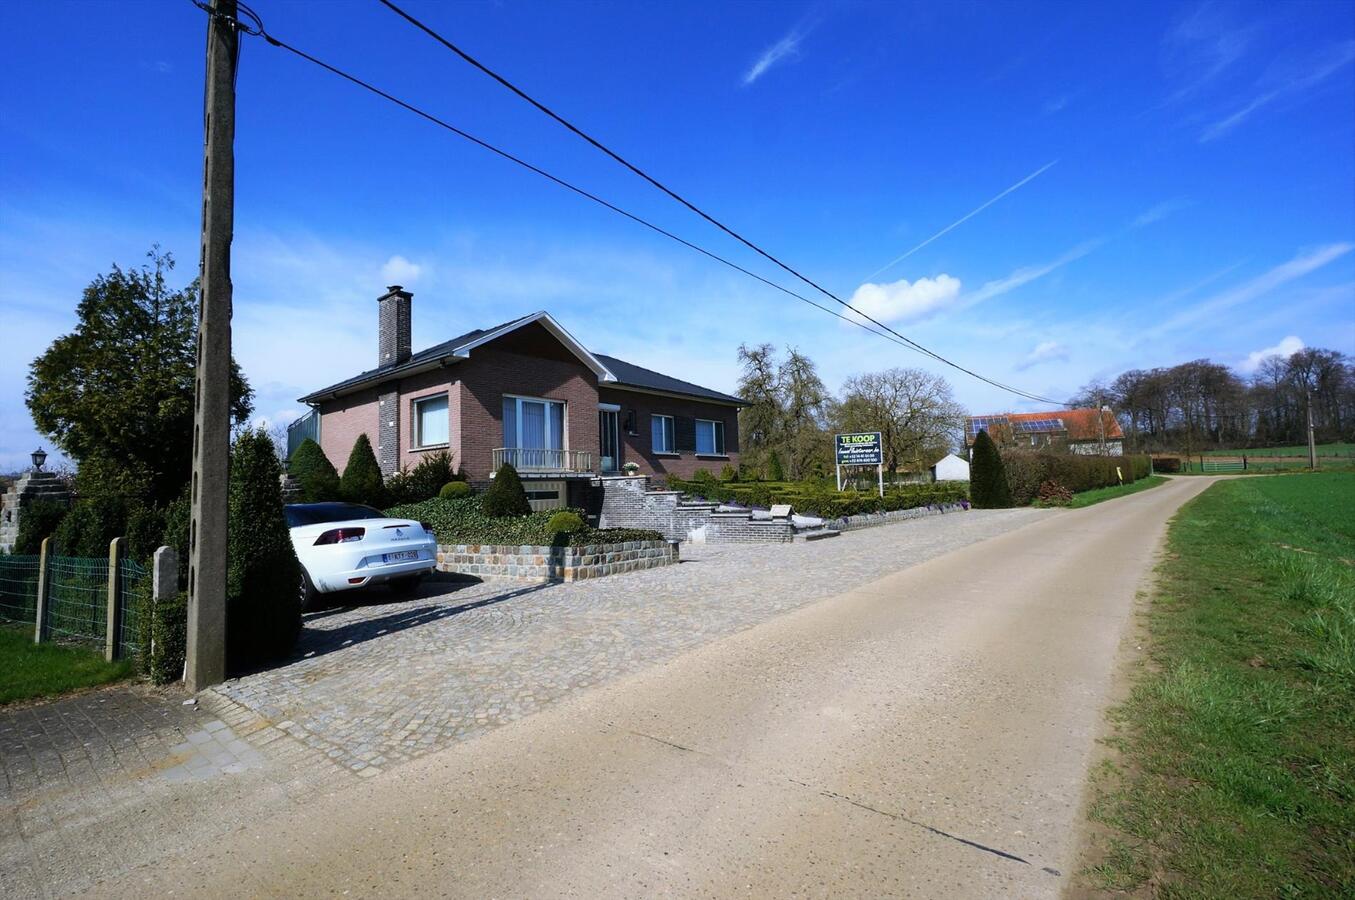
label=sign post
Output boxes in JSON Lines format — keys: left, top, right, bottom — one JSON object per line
{"left": 835, "top": 432, "right": 885, "bottom": 497}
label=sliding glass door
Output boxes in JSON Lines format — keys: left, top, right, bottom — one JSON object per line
{"left": 502, "top": 395, "right": 565, "bottom": 470}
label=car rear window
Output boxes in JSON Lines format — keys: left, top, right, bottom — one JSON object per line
{"left": 284, "top": 503, "right": 390, "bottom": 527}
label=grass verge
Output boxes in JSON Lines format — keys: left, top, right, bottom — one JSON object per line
{"left": 0, "top": 623, "right": 133, "bottom": 706}
{"left": 1066, "top": 475, "right": 1168, "bottom": 508}
{"left": 1083, "top": 472, "right": 1355, "bottom": 897}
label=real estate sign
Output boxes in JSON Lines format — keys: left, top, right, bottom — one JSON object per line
{"left": 835, "top": 432, "right": 883, "bottom": 466}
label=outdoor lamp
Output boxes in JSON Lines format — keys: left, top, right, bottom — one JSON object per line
{"left": 31, "top": 447, "right": 47, "bottom": 472}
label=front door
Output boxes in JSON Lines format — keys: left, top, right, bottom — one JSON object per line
{"left": 599, "top": 407, "right": 620, "bottom": 472}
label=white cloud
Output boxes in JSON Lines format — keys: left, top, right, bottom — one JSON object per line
{"left": 743, "top": 28, "right": 805, "bottom": 86}
{"left": 380, "top": 254, "right": 423, "bottom": 285}
{"left": 845, "top": 274, "right": 962, "bottom": 325}
{"left": 961, "top": 240, "right": 1103, "bottom": 308}
{"left": 1015, "top": 340, "right": 1070, "bottom": 370}
{"left": 1239, "top": 335, "right": 1304, "bottom": 373}
{"left": 1200, "top": 40, "right": 1355, "bottom": 142}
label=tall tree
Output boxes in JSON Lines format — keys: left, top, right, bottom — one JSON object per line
{"left": 26, "top": 249, "right": 253, "bottom": 505}
{"left": 735, "top": 343, "right": 782, "bottom": 477}
{"left": 832, "top": 368, "right": 964, "bottom": 475}
{"left": 777, "top": 347, "right": 830, "bottom": 479}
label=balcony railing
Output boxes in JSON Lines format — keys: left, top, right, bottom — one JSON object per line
{"left": 492, "top": 447, "right": 594, "bottom": 473}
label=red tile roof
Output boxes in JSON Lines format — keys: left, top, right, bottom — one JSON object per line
{"left": 966, "top": 408, "right": 1123, "bottom": 444}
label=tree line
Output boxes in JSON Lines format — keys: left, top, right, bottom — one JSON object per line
{"left": 1070, "top": 347, "right": 1354, "bottom": 453}
{"left": 735, "top": 344, "right": 965, "bottom": 480}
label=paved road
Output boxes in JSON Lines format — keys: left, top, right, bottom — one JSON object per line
{"left": 90, "top": 476, "right": 1215, "bottom": 898}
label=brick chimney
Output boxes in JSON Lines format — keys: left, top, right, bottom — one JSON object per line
{"left": 377, "top": 285, "right": 412, "bottom": 368}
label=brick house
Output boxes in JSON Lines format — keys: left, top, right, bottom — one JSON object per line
{"left": 292, "top": 286, "right": 746, "bottom": 508}
{"left": 964, "top": 409, "right": 1125, "bottom": 456}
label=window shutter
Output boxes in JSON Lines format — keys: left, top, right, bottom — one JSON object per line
{"left": 676, "top": 416, "right": 697, "bottom": 453}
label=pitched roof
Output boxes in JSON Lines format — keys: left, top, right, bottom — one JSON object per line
{"left": 299, "top": 311, "right": 745, "bottom": 406}
{"left": 965, "top": 408, "right": 1123, "bottom": 443}
{"left": 593, "top": 354, "right": 745, "bottom": 405}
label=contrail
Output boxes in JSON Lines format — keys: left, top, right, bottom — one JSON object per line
{"left": 867, "top": 160, "right": 1059, "bottom": 281}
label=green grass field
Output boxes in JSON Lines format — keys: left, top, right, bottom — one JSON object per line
{"left": 1202, "top": 441, "right": 1354, "bottom": 458}
{"left": 0, "top": 624, "right": 133, "bottom": 706}
{"left": 1065, "top": 475, "right": 1168, "bottom": 508}
{"left": 1084, "top": 472, "right": 1355, "bottom": 897}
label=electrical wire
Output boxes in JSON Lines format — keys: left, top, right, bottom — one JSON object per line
{"left": 374, "top": 0, "right": 1068, "bottom": 406}
{"left": 189, "top": 0, "right": 1065, "bottom": 405}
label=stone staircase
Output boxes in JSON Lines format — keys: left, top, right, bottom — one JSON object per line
{"left": 0, "top": 472, "right": 71, "bottom": 553}
{"left": 598, "top": 476, "right": 841, "bottom": 544}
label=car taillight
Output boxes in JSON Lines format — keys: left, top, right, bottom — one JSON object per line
{"left": 314, "top": 527, "right": 365, "bottom": 545}
{"left": 420, "top": 522, "right": 434, "bottom": 535}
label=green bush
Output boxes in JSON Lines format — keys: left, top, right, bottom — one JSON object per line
{"left": 125, "top": 503, "right": 166, "bottom": 563}
{"left": 136, "top": 579, "right": 187, "bottom": 686}
{"left": 546, "top": 511, "right": 584, "bottom": 534}
{"left": 1152, "top": 456, "right": 1181, "bottom": 474}
{"left": 767, "top": 452, "right": 786, "bottom": 482}
{"left": 227, "top": 429, "right": 302, "bottom": 670}
{"left": 288, "top": 437, "right": 341, "bottom": 502}
{"left": 161, "top": 484, "right": 191, "bottom": 590}
{"left": 970, "top": 430, "right": 1013, "bottom": 509}
{"left": 53, "top": 495, "right": 128, "bottom": 557}
{"left": 482, "top": 463, "right": 530, "bottom": 517}
{"left": 387, "top": 450, "right": 463, "bottom": 505}
{"left": 998, "top": 451, "right": 1152, "bottom": 505}
{"left": 439, "top": 481, "right": 472, "bottom": 499}
{"left": 387, "top": 497, "right": 662, "bottom": 546}
{"left": 340, "top": 433, "right": 386, "bottom": 507}
{"left": 13, "top": 498, "right": 67, "bottom": 555}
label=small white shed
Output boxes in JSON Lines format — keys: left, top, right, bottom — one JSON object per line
{"left": 930, "top": 453, "right": 970, "bottom": 482}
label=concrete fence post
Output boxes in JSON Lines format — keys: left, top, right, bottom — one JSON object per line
{"left": 150, "top": 546, "right": 178, "bottom": 663}
{"left": 34, "top": 536, "right": 52, "bottom": 644}
{"left": 105, "top": 537, "right": 125, "bottom": 662}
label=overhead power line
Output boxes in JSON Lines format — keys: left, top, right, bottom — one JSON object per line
{"left": 189, "top": 0, "right": 1063, "bottom": 405}
{"left": 374, "top": 0, "right": 1068, "bottom": 406}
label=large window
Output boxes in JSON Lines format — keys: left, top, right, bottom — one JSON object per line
{"left": 502, "top": 396, "right": 564, "bottom": 449}
{"left": 696, "top": 419, "right": 725, "bottom": 455}
{"left": 413, "top": 394, "right": 449, "bottom": 448}
{"left": 651, "top": 414, "right": 676, "bottom": 454}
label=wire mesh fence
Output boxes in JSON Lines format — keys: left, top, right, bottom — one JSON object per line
{"left": 47, "top": 556, "right": 109, "bottom": 644}
{"left": 0, "top": 555, "right": 41, "bottom": 624}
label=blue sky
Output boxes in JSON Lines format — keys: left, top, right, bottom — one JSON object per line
{"left": 2, "top": 0, "right": 1353, "bottom": 470}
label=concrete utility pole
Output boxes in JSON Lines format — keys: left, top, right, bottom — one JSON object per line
{"left": 1306, "top": 389, "right": 1318, "bottom": 470}
{"left": 186, "top": 0, "right": 238, "bottom": 692}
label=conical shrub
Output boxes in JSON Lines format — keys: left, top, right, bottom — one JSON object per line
{"left": 340, "top": 433, "right": 386, "bottom": 507}
{"left": 227, "top": 428, "right": 302, "bottom": 669}
{"left": 969, "top": 429, "right": 1013, "bottom": 508}
{"left": 288, "top": 438, "right": 341, "bottom": 502}
{"left": 481, "top": 463, "right": 531, "bottom": 517}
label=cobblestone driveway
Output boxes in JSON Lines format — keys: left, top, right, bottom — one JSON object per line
{"left": 2, "top": 507, "right": 1049, "bottom": 896}
{"left": 213, "top": 507, "right": 1051, "bottom": 775}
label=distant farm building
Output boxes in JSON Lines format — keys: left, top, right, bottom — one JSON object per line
{"left": 965, "top": 409, "right": 1124, "bottom": 456}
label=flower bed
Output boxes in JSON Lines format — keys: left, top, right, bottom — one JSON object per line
{"left": 385, "top": 497, "right": 664, "bottom": 546}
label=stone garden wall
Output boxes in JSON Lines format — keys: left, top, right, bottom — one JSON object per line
{"left": 436, "top": 539, "right": 678, "bottom": 583}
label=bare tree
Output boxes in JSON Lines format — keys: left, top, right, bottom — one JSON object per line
{"left": 832, "top": 368, "right": 964, "bottom": 475}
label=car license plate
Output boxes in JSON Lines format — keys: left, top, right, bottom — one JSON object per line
{"left": 383, "top": 550, "right": 420, "bottom": 564}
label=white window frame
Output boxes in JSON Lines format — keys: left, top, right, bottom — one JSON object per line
{"left": 651, "top": 414, "right": 676, "bottom": 454}
{"left": 502, "top": 393, "right": 567, "bottom": 450}
{"left": 412, "top": 393, "right": 450, "bottom": 449}
{"left": 695, "top": 418, "right": 725, "bottom": 456}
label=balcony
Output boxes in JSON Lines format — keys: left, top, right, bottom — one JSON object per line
{"left": 492, "top": 447, "right": 595, "bottom": 474}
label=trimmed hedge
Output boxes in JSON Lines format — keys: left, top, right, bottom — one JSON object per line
{"left": 135, "top": 578, "right": 187, "bottom": 686}
{"left": 1001, "top": 451, "right": 1154, "bottom": 506}
{"left": 546, "top": 511, "right": 584, "bottom": 534}
{"left": 387, "top": 497, "right": 663, "bottom": 547}
{"left": 227, "top": 429, "right": 302, "bottom": 670}
{"left": 53, "top": 495, "right": 128, "bottom": 557}
{"left": 439, "top": 481, "right": 472, "bottom": 499}
{"left": 665, "top": 476, "right": 968, "bottom": 518}
{"left": 970, "top": 430, "right": 1013, "bottom": 509}
{"left": 1152, "top": 456, "right": 1181, "bottom": 474}
{"left": 288, "top": 437, "right": 341, "bottom": 502}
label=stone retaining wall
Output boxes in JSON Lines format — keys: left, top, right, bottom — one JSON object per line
{"left": 823, "top": 502, "right": 969, "bottom": 532}
{"left": 436, "top": 539, "right": 678, "bottom": 583}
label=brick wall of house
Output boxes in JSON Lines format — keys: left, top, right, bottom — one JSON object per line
{"left": 597, "top": 387, "right": 741, "bottom": 480}
{"left": 318, "top": 386, "right": 380, "bottom": 473}
{"left": 398, "top": 368, "right": 462, "bottom": 473}
{"left": 458, "top": 322, "right": 602, "bottom": 481}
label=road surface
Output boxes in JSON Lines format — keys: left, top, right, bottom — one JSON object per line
{"left": 94, "top": 476, "right": 1213, "bottom": 898}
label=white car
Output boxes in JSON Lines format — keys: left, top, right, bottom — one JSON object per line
{"left": 284, "top": 502, "right": 438, "bottom": 610}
